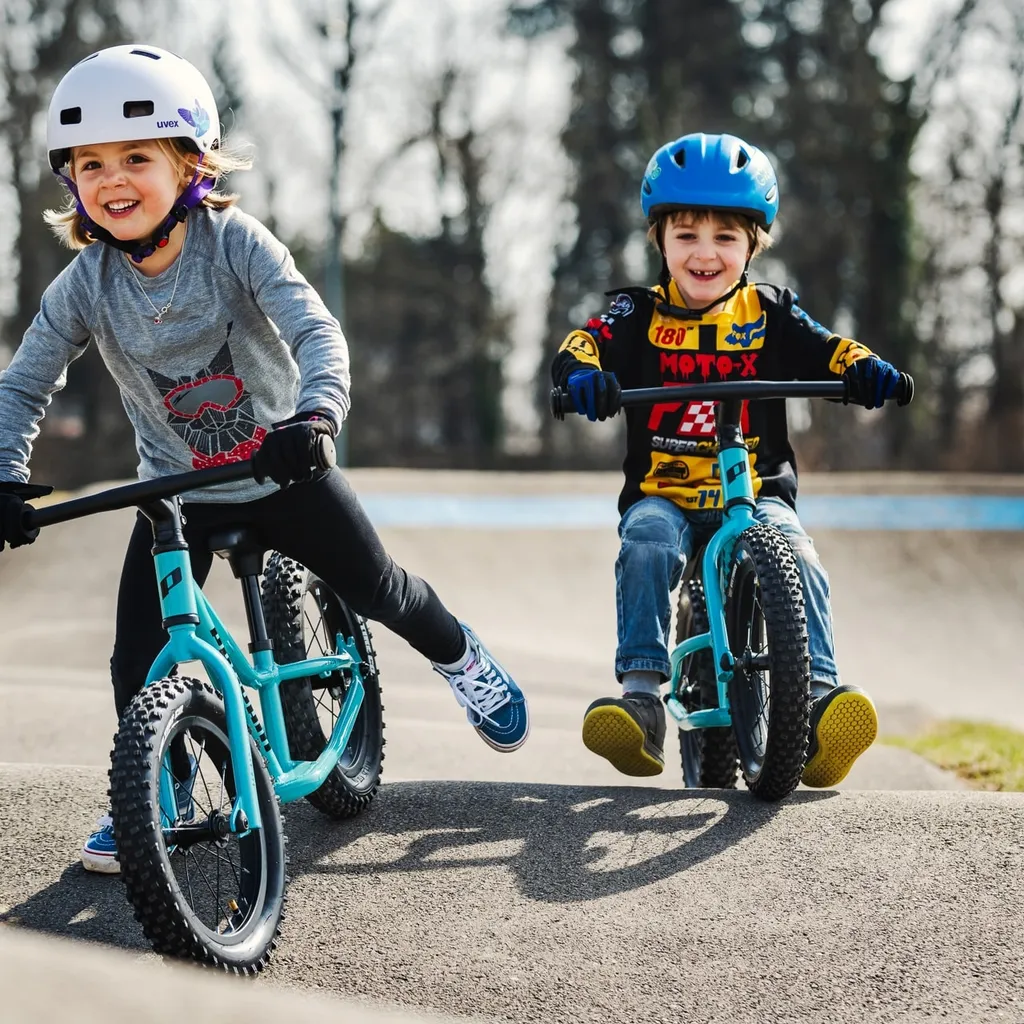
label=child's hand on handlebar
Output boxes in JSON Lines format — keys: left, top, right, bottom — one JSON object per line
{"left": 0, "top": 482, "right": 54, "bottom": 551}
{"left": 843, "top": 356, "right": 905, "bottom": 409}
{"left": 252, "top": 413, "right": 336, "bottom": 488}
{"left": 566, "top": 368, "right": 622, "bottom": 421}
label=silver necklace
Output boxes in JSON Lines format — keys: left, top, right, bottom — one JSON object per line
{"left": 127, "top": 226, "right": 187, "bottom": 325}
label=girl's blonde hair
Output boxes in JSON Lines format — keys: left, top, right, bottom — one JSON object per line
{"left": 43, "top": 137, "right": 253, "bottom": 249}
{"left": 647, "top": 208, "right": 773, "bottom": 260}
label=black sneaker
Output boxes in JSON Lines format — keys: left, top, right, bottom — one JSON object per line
{"left": 801, "top": 684, "right": 878, "bottom": 788}
{"left": 582, "top": 692, "right": 666, "bottom": 776}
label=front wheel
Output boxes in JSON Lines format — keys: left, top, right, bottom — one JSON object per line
{"left": 263, "top": 554, "right": 384, "bottom": 819}
{"left": 675, "top": 578, "right": 738, "bottom": 789}
{"left": 109, "top": 676, "right": 287, "bottom": 973}
{"left": 724, "top": 525, "right": 811, "bottom": 801}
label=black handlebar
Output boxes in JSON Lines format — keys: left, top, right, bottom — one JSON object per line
{"left": 549, "top": 374, "right": 914, "bottom": 420}
{"left": 25, "top": 433, "right": 337, "bottom": 532}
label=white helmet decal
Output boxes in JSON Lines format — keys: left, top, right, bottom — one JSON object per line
{"left": 46, "top": 44, "right": 219, "bottom": 172}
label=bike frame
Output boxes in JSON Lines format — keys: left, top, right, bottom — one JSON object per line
{"left": 661, "top": 395, "right": 755, "bottom": 734}
{"left": 147, "top": 535, "right": 365, "bottom": 834}
{"left": 26, "top": 461, "right": 366, "bottom": 836}
{"left": 557, "top": 379, "right": 850, "bottom": 735}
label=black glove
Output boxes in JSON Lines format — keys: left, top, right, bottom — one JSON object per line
{"left": 566, "top": 367, "right": 622, "bottom": 421}
{"left": 843, "top": 356, "right": 902, "bottom": 410}
{"left": 252, "top": 413, "right": 336, "bottom": 488}
{"left": 0, "top": 482, "right": 54, "bottom": 551}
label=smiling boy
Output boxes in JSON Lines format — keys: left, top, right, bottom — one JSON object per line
{"left": 551, "top": 132, "right": 909, "bottom": 788}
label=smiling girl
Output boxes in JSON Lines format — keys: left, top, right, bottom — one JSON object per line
{"left": 551, "top": 132, "right": 909, "bottom": 789}
{"left": 0, "top": 44, "right": 529, "bottom": 874}
{"left": 50, "top": 135, "right": 239, "bottom": 282}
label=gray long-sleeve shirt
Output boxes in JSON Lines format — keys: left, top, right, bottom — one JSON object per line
{"left": 0, "top": 205, "right": 350, "bottom": 502}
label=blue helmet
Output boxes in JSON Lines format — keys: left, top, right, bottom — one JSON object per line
{"left": 640, "top": 133, "right": 779, "bottom": 229}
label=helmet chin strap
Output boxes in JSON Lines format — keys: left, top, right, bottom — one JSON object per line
{"left": 655, "top": 254, "right": 751, "bottom": 320}
{"left": 58, "top": 157, "right": 214, "bottom": 264}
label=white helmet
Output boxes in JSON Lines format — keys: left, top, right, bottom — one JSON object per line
{"left": 47, "top": 44, "right": 219, "bottom": 173}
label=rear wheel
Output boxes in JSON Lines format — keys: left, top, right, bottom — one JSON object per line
{"left": 675, "top": 578, "right": 739, "bottom": 789}
{"left": 110, "top": 676, "right": 287, "bottom": 973}
{"left": 724, "top": 525, "right": 811, "bottom": 801}
{"left": 263, "top": 553, "right": 384, "bottom": 819}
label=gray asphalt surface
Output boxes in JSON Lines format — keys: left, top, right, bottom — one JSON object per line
{"left": 1, "top": 470, "right": 1020, "bottom": 1021}
{"left": 0, "top": 923, "right": 465, "bottom": 1024}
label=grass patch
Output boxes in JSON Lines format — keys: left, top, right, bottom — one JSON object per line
{"left": 885, "top": 720, "right": 1024, "bottom": 791}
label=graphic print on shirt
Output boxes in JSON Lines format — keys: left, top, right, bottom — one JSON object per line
{"left": 557, "top": 291, "right": 637, "bottom": 369}
{"left": 678, "top": 400, "right": 717, "bottom": 437}
{"left": 147, "top": 328, "right": 267, "bottom": 469}
{"left": 724, "top": 312, "right": 767, "bottom": 348}
{"left": 641, "top": 287, "right": 764, "bottom": 508}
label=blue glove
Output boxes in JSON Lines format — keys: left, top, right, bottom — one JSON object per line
{"left": 566, "top": 368, "right": 621, "bottom": 421}
{"left": 843, "top": 357, "right": 902, "bottom": 410}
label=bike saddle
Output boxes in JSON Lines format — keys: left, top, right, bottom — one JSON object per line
{"left": 206, "top": 526, "right": 266, "bottom": 577}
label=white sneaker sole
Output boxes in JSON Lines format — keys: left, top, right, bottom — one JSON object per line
{"left": 81, "top": 850, "right": 120, "bottom": 875}
{"left": 476, "top": 706, "right": 530, "bottom": 752}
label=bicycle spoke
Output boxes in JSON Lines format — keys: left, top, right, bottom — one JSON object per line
{"left": 215, "top": 835, "right": 222, "bottom": 929}
{"left": 187, "top": 851, "right": 224, "bottom": 925}
{"left": 158, "top": 717, "right": 263, "bottom": 938}
{"left": 190, "top": 838, "right": 244, "bottom": 901}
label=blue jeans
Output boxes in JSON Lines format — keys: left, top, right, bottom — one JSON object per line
{"left": 614, "top": 495, "right": 839, "bottom": 690}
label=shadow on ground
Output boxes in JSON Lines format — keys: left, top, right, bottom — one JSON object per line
{"left": 287, "top": 780, "right": 835, "bottom": 902}
{"left": 0, "top": 862, "right": 148, "bottom": 951}
{"left": 0, "top": 780, "right": 834, "bottom": 948}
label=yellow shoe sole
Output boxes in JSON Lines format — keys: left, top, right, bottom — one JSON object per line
{"left": 801, "top": 690, "right": 878, "bottom": 788}
{"left": 582, "top": 705, "right": 664, "bottom": 777}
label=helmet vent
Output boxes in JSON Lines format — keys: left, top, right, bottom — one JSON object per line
{"left": 124, "top": 100, "right": 155, "bottom": 118}
{"left": 736, "top": 148, "right": 750, "bottom": 168}
{"left": 672, "top": 148, "right": 686, "bottom": 167}
{"left": 642, "top": 180, "right": 652, "bottom": 195}
{"left": 59, "top": 107, "right": 82, "bottom": 125}
{"left": 130, "top": 49, "right": 161, "bottom": 60}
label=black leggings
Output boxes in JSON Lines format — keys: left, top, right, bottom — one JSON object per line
{"left": 109, "top": 468, "right": 464, "bottom": 717}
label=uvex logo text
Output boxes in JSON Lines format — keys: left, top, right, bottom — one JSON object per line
{"left": 156, "top": 119, "right": 180, "bottom": 128}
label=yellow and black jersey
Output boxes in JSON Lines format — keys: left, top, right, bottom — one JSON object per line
{"left": 551, "top": 280, "right": 874, "bottom": 515}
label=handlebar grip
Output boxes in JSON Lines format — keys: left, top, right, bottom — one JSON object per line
{"left": 549, "top": 387, "right": 573, "bottom": 421}
{"left": 896, "top": 372, "right": 914, "bottom": 407}
{"left": 312, "top": 433, "right": 337, "bottom": 471}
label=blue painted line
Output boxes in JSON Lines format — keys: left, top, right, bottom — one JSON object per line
{"left": 358, "top": 494, "right": 1024, "bottom": 530}
{"left": 800, "top": 496, "right": 1024, "bottom": 531}
{"left": 360, "top": 495, "right": 618, "bottom": 529}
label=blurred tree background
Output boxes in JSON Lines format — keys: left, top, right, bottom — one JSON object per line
{"left": 1, "top": 0, "right": 1022, "bottom": 485}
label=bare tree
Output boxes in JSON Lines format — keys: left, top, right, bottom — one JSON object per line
{"left": 909, "top": 0, "right": 1024, "bottom": 469}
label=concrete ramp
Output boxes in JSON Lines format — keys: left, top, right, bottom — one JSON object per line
{"left": 1, "top": 471, "right": 1022, "bottom": 1021}
{"left": 1, "top": 764, "right": 1022, "bottom": 1023}
{"left": 0, "top": 927, "right": 463, "bottom": 1023}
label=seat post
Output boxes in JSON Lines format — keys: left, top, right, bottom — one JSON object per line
{"left": 238, "top": 573, "right": 273, "bottom": 655}
{"left": 208, "top": 528, "right": 275, "bottom": 656}
{"left": 225, "top": 550, "right": 272, "bottom": 654}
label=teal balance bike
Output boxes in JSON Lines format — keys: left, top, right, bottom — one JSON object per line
{"left": 22, "top": 434, "right": 384, "bottom": 972}
{"left": 551, "top": 376, "right": 913, "bottom": 801}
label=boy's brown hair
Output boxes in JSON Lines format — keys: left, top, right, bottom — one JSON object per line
{"left": 43, "top": 137, "right": 252, "bottom": 250}
{"left": 647, "top": 208, "right": 773, "bottom": 260}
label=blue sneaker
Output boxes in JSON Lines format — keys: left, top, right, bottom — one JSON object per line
{"left": 81, "top": 815, "right": 119, "bottom": 874}
{"left": 432, "top": 624, "right": 529, "bottom": 751}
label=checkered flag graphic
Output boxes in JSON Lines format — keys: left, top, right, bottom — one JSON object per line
{"left": 678, "top": 400, "right": 717, "bottom": 437}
